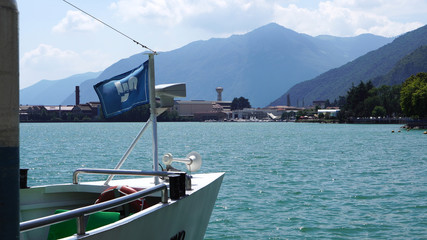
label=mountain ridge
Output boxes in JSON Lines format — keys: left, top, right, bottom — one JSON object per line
{"left": 20, "top": 72, "right": 100, "bottom": 105}
{"left": 372, "top": 45, "right": 427, "bottom": 86}
{"left": 20, "top": 23, "right": 393, "bottom": 107}
{"left": 269, "top": 24, "right": 427, "bottom": 106}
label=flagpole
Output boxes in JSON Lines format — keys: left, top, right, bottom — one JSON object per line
{"left": 148, "top": 53, "right": 159, "bottom": 185}
{"left": 103, "top": 118, "right": 152, "bottom": 185}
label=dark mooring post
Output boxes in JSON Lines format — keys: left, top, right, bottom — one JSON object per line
{"left": 0, "top": 0, "right": 20, "bottom": 239}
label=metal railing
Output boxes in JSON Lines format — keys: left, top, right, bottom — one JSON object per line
{"left": 20, "top": 183, "right": 168, "bottom": 236}
{"left": 73, "top": 168, "right": 181, "bottom": 184}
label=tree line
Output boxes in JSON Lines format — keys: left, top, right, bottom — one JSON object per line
{"left": 332, "top": 72, "right": 426, "bottom": 120}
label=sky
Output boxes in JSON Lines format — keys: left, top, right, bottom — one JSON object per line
{"left": 19, "top": 0, "right": 427, "bottom": 89}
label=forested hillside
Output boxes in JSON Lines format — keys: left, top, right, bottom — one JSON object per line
{"left": 270, "top": 24, "right": 427, "bottom": 106}
{"left": 371, "top": 45, "right": 427, "bottom": 86}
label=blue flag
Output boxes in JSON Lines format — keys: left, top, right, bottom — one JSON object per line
{"left": 94, "top": 60, "right": 149, "bottom": 118}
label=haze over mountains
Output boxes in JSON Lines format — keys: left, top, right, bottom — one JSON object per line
{"left": 20, "top": 72, "right": 100, "bottom": 105}
{"left": 270, "top": 24, "right": 427, "bottom": 106}
{"left": 20, "top": 23, "right": 393, "bottom": 107}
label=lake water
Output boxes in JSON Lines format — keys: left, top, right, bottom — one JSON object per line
{"left": 20, "top": 122, "right": 427, "bottom": 239}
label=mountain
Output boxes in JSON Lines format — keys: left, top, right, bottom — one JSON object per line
{"left": 270, "top": 24, "right": 427, "bottom": 107}
{"left": 156, "top": 24, "right": 393, "bottom": 107}
{"left": 68, "top": 23, "right": 391, "bottom": 107}
{"left": 371, "top": 45, "right": 427, "bottom": 86}
{"left": 22, "top": 23, "right": 392, "bottom": 107}
{"left": 61, "top": 56, "right": 144, "bottom": 105}
{"left": 20, "top": 72, "right": 100, "bottom": 105}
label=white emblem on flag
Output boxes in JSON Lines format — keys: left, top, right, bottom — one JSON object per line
{"left": 114, "top": 77, "right": 138, "bottom": 103}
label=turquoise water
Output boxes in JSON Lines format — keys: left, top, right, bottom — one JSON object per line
{"left": 20, "top": 122, "right": 427, "bottom": 239}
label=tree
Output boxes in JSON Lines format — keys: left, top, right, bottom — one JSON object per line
{"left": 231, "top": 97, "right": 251, "bottom": 110}
{"left": 374, "top": 85, "right": 402, "bottom": 117}
{"left": 372, "top": 106, "right": 386, "bottom": 117}
{"left": 334, "top": 96, "right": 346, "bottom": 108}
{"left": 342, "top": 80, "right": 403, "bottom": 119}
{"left": 389, "top": 85, "right": 403, "bottom": 116}
{"left": 400, "top": 72, "right": 427, "bottom": 119}
{"left": 344, "top": 81, "right": 374, "bottom": 117}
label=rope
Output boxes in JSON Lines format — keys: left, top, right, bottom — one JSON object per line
{"left": 62, "top": 0, "right": 156, "bottom": 53}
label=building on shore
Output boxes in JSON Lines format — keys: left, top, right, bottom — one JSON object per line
{"left": 171, "top": 99, "right": 305, "bottom": 121}
{"left": 170, "top": 86, "right": 232, "bottom": 121}
{"left": 230, "top": 106, "right": 303, "bottom": 121}
{"left": 172, "top": 100, "right": 232, "bottom": 121}
{"left": 313, "top": 100, "right": 327, "bottom": 109}
{"left": 19, "top": 102, "right": 101, "bottom": 121}
{"left": 317, "top": 107, "right": 341, "bottom": 117}
{"left": 19, "top": 87, "right": 315, "bottom": 122}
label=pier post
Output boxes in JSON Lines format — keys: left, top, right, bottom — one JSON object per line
{"left": 0, "top": 0, "right": 20, "bottom": 239}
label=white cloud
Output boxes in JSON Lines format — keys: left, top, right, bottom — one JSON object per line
{"left": 17, "top": 0, "right": 427, "bottom": 90}
{"left": 21, "top": 44, "right": 78, "bottom": 64}
{"left": 110, "top": 0, "right": 271, "bottom": 30}
{"left": 110, "top": 0, "right": 219, "bottom": 26}
{"left": 183, "top": 0, "right": 273, "bottom": 34}
{"left": 108, "top": 0, "right": 425, "bottom": 38}
{"left": 20, "top": 44, "right": 112, "bottom": 88}
{"left": 273, "top": 1, "right": 424, "bottom": 37}
{"left": 52, "top": 10, "right": 103, "bottom": 33}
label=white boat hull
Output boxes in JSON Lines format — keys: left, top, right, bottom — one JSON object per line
{"left": 20, "top": 172, "right": 224, "bottom": 240}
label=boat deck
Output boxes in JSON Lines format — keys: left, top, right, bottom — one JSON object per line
{"left": 20, "top": 172, "right": 225, "bottom": 240}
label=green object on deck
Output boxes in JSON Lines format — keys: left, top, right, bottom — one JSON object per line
{"left": 87, "top": 211, "right": 121, "bottom": 231}
{"left": 47, "top": 210, "right": 120, "bottom": 240}
{"left": 46, "top": 210, "right": 76, "bottom": 240}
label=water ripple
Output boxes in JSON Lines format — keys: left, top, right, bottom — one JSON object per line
{"left": 21, "top": 122, "right": 427, "bottom": 239}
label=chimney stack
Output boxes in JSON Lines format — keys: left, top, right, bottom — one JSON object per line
{"left": 75, "top": 86, "right": 80, "bottom": 105}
